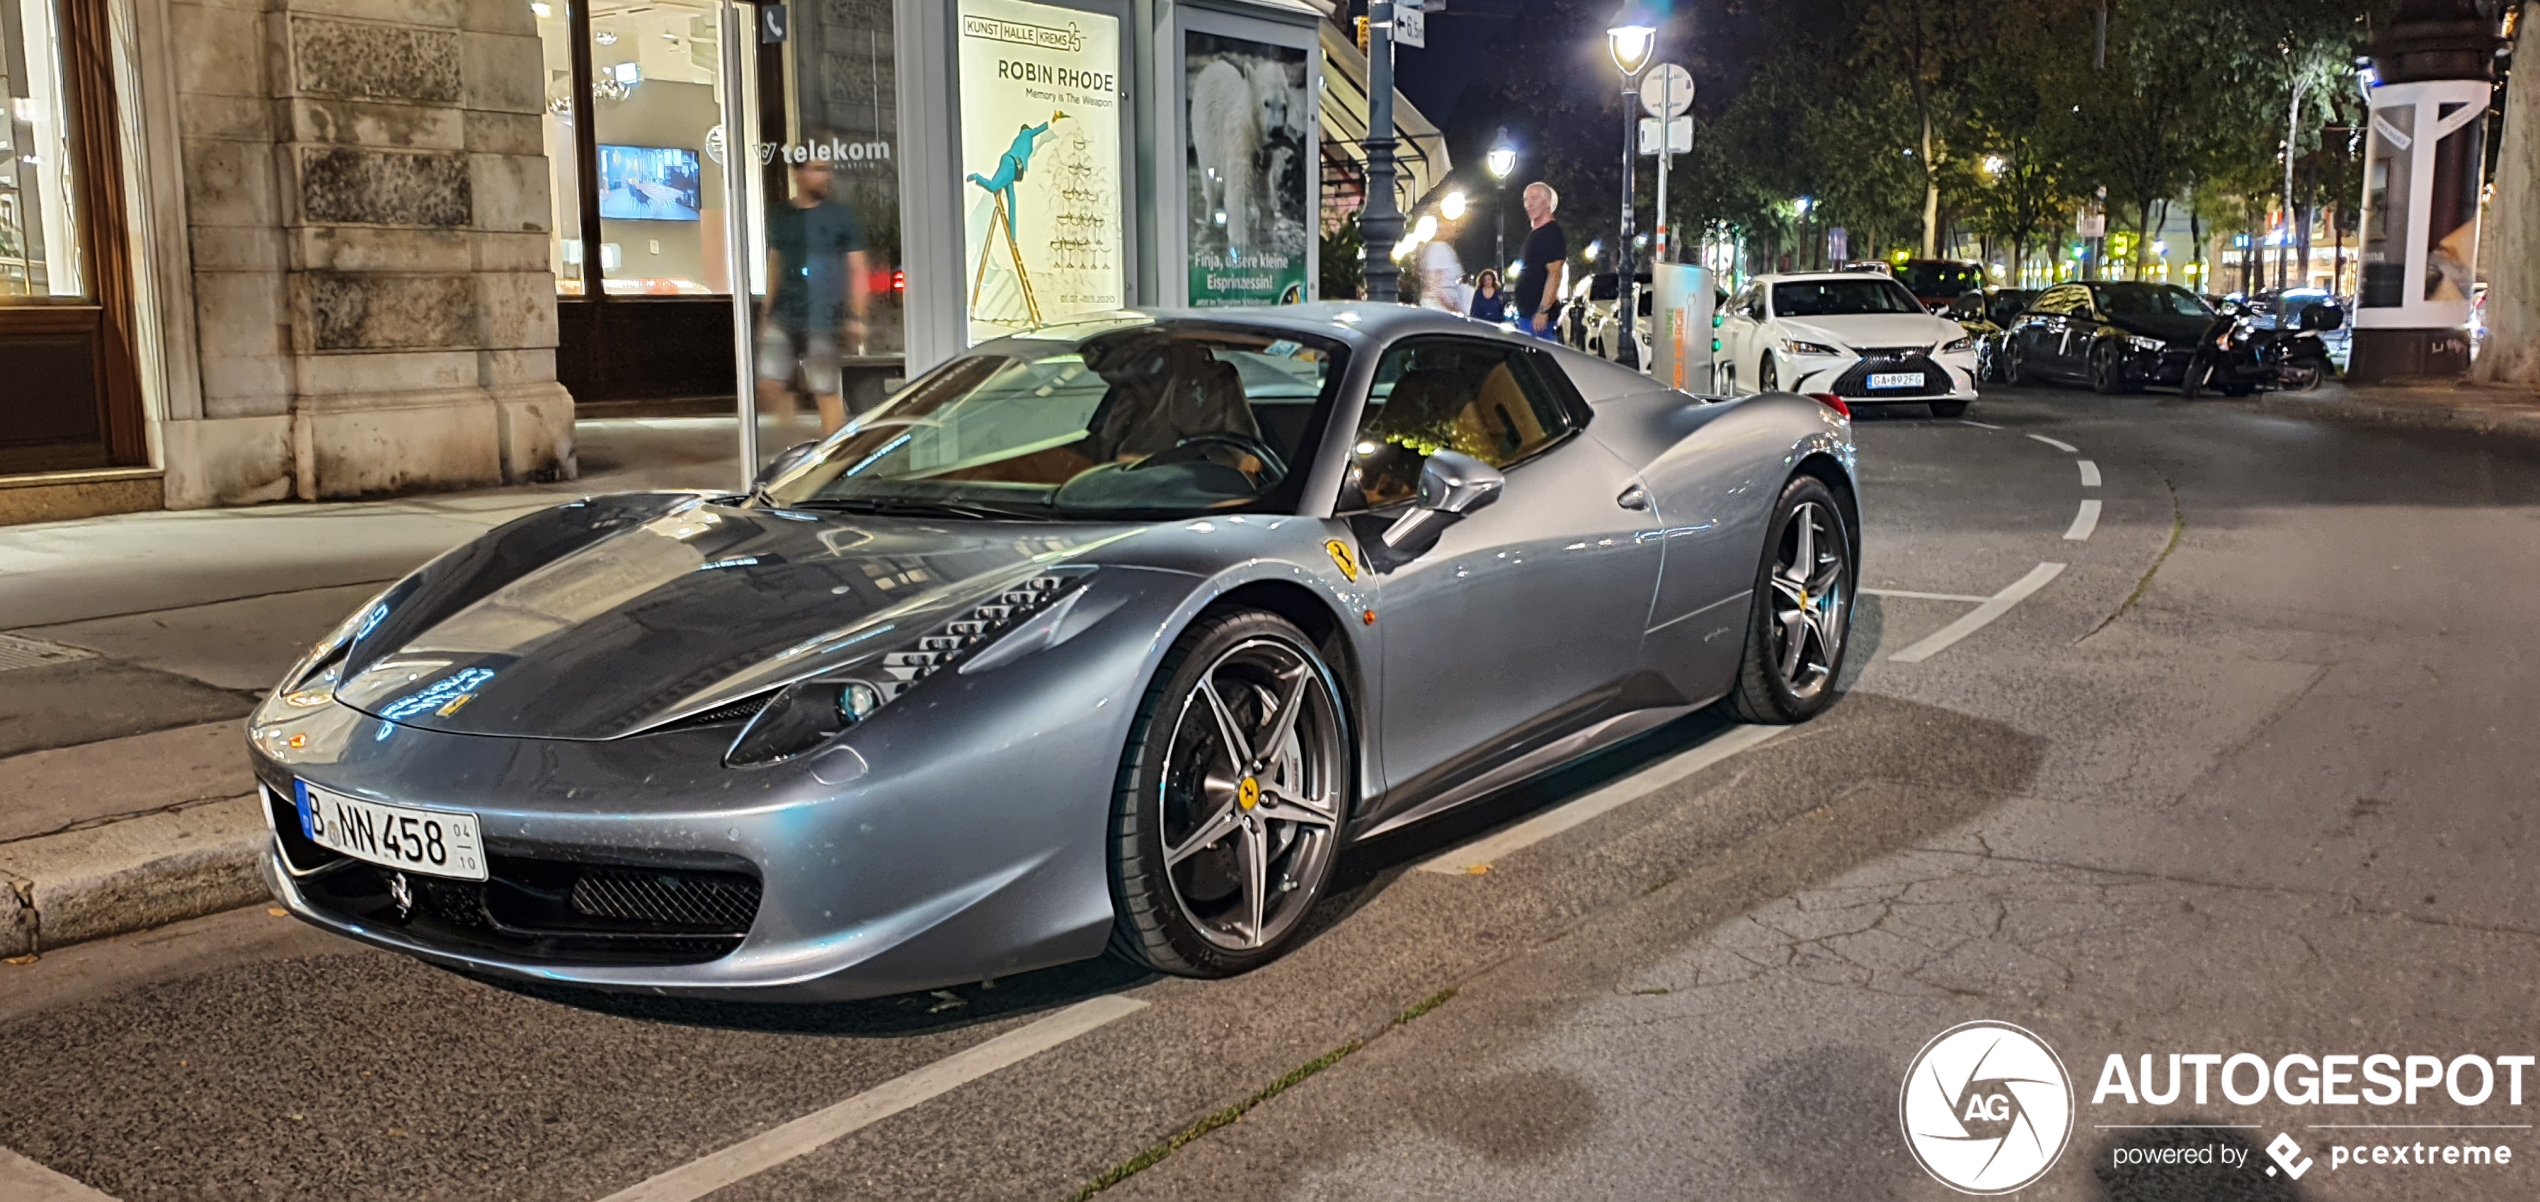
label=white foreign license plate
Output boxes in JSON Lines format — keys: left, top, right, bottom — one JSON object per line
{"left": 1867, "top": 371, "right": 1926, "bottom": 390}
{"left": 294, "top": 781, "right": 487, "bottom": 881}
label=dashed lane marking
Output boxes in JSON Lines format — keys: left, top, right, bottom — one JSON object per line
{"left": 2065, "top": 499, "right": 2103, "bottom": 541}
{"left": 0, "top": 1147, "right": 117, "bottom": 1201}
{"left": 1420, "top": 724, "right": 1791, "bottom": 875}
{"left": 596, "top": 995, "right": 1148, "bottom": 1202}
{"left": 2028, "top": 433, "right": 2079, "bottom": 452}
{"left": 1862, "top": 587, "right": 1992, "bottom": 603}
{"left": 2078, "top": 459, "right": 2101, "bottom": 487}
{"left": 1888, "top": 562, "right": 2068, "bottom": 664}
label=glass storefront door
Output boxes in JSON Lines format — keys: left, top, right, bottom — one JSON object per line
{"left": 0, "top": 0, "right": 142, "bottom": 474}
{"left": 731, "top": 0, "right": 905, "bottom": 471}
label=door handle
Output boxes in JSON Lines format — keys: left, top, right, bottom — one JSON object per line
{"left": 1616, "top": 484, "right": 1650, "bottom": 511}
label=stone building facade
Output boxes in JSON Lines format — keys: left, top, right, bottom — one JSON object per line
{"left": 166, "top": 0, "right": 572, "bottom": 506}
{"left": 2, "top": 0, "right": 572, "bottom": 523}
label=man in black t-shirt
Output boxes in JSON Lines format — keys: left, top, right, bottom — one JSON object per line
{"left": 757, "top": 157, "right": 870, "bottom": 435}
{"left": 1508, "top": 182, "right": 1569, "bottom": 339}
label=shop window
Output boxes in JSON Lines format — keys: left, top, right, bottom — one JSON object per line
{"left": 0, "top": 0, "right": 85, "bottom": 303}
{"left": 533, "top": 0, "right": 583, "bottom": 296}
{"left": 589, "top": 0, "right": 730, "bottom": 295}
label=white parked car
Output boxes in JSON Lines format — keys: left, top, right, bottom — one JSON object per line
{"left": 1715, "top": 272, "right": 1980, "bottom": 416}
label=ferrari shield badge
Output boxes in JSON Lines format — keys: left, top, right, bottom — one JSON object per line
{"left": 1324, "top": 539, "right": 1359, "bottom": 582}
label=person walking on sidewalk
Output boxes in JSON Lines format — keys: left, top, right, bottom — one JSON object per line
{"left": 1469, "top": 269, "right": 1509, "bottom": 324}
{"left": 757, "top": 154, "right": 871, "bottom": 437}
{"left": 1508, "top": 182, "right": 1568, "bottom": 340}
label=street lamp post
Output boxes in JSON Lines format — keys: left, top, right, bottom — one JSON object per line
{"left": 1487, "top": 128, "right": 1517, "bottom": 277}
{"left": 1607, "top": 5, "right": 1656, "bottom": 371}
{"left": 1362, "top": 0, "right": 1403, "bottom": 302}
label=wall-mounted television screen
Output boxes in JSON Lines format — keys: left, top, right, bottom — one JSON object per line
{"left": 597, "top": 144, "right": 703, "bottom": 221}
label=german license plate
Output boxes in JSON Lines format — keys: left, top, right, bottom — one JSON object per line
{"left": 1867, "top": 371, "right": 1925, "bottom": 389}
{"left": 294, "top": 781, "right": 487, "bottom": 881}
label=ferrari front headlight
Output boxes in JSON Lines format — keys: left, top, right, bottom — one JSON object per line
{"left": 722, "top": 570, "right": 1085, "bottom": 767}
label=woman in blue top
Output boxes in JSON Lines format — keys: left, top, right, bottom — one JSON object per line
{"left": 1468, "top": 269, "right": 1509, "bottom": 324}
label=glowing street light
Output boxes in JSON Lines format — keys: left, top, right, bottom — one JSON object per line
{"left": 1485, "top": 128, "right": 1519, "bottom": 276}
{"left": 1606, "top": 2, "right": 1658, "bottom": 370}
{"left": 1606, "top": 11, "right": 1657, "bottom": 77}
{"left": 1441, "top": 190, "right": 1467, "bottom": 220}
{"left": 1981, "top": 154, "right": 2006, "bottom": 177}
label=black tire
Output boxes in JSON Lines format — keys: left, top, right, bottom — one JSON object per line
{"left": 1928, "top": 400, "right": 1969, "bottom": 418}
{"left": 1107, "top": 610, "right": 1350, "bottom": 977}
{"left": 2006, "top": 343, "right": 2033, "bottom": 385}
{"left": 1726, "top": 475, "right": 1853, "bottom": 725}
{"left": 1757, "top": 355, "right": 1779, "bottom": 393}
{"left": 2089, "top": 341, "right": 2128, "bottom": 395}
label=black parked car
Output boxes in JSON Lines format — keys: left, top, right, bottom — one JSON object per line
{"left": 2003, "top": 281, "right": 2216, "bottom": 393}
{"left": 1942, "top": 288, "right": 2040, "bottom": 383}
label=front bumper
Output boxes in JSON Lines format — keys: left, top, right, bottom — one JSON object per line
{"left": 247, "top": 617, "right": 1163, "bottom": 1001}
{"left": 1780, "top": 349, "right": 1980, "bottom": 402}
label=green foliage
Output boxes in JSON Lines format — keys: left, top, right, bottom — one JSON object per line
{"left": 1320, "top": 213, "right": 1363, "bottom": 301}
{"left": 1456, "top": 0, "right": 2386, "bottom": 285}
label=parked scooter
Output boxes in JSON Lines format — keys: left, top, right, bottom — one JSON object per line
{"left": 2180, "top": 300, "right": 2341, "bottom": 398}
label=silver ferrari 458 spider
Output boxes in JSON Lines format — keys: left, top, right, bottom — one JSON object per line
{"left": 250, "top": 304, "right": 1859, "bottom": 1000}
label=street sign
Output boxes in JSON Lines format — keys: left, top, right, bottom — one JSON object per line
{"left": 1638, "top": 116, "right": 1693, "bottom": 155}
{"left": 1639, "top": 64, "right": 1694, "bottom": 118}
{"left": 2076, "top": 210, "right": 2107, "bottom": 237}
{"left": 1394, "top": 0, "right": 1423, "bottom": 49}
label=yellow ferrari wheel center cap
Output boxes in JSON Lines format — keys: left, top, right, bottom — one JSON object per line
{"left": 1237, "top": 777, "right": 1261, "bottom": 810}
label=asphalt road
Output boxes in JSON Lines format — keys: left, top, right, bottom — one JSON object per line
{"left": 5, "top": 386, "right": 2537, "bottom": 1201}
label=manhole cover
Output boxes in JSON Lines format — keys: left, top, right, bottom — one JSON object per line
{"left": 0, "top": 633, "right": 96, "bottom": 673}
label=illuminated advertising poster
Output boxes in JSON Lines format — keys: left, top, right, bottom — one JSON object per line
{"left": 957, "top": 0, "right": 1123, "bottom": 343}
{"left": 1184, "top": 31, "right": 1309, "bottom": 307}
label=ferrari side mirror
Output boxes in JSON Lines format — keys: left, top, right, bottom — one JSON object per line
{"left": 1381, "top": 449, "right": 1504, "bottom": 550}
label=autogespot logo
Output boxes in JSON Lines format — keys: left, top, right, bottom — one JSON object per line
{"left": 1901, "top": 1021, "right": 2076, "bottom": 1194}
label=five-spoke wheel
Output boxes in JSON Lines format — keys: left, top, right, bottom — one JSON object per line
{"left": 1728, "top": 475, "right": 1853, "bottom": 723}
{"left": 1110, "top": 612, "right": 1347, "bottom": 975}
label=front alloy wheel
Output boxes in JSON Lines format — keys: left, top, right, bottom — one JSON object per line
{"left": 2089, "top": 342, "right": 2130, "bottom": 394}
{"left": 1728, "top": 475, "right": 1852, "bottom": 724}
{"left": 1110, "top": 611, "right": 1348, "bottom": 976}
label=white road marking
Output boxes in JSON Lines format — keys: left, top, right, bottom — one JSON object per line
{"left": 1862, "top": 587, "right": 1992, "bottom": 603}
{"left": 1888, "top": 562, "right": 2068, "bottom": 664}
{"left": 0, "top": 1147, "right": 118, "bottom": 1201}
{"left": 2078, "top": 459, "right": 2101, "bottom": 487}
{"left": 1419, "top": 724, "right": 1791, "bottom": 875}
{"left": 2064, "top": 499, "right": 2103, "bottom": 541}
{"left": 597, "top": 995, "right": 1147, "bottom": 1202}
{"left": 1957, "top": 419, "right": 2003, "bottom": 430}
{"left": 2027, "top": 433, "right": 2079, "bottom": 453}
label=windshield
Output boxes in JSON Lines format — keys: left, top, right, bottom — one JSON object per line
{"left": 1773, "top": 278, "right": 1926, "bottom": 317}
{"left": 2093, "top": 284, "right": 2213, "bottom": 318}
{"left": 755, "top": 319, "right": 1344, "bottom": 519}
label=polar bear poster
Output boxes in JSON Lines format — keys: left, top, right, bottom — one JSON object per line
{"left": 1185, "top": 31, "right": 1309, "bottom": 307}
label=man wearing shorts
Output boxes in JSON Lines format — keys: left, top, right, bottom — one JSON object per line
{"left": 758, "top": 156, "right": 870, "bottom": 435}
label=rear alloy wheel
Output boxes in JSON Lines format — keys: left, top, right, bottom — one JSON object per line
{"left": 1109, "top": 611, "right": 1349, "bottom": 977}
{"left": 1727, "top": 475, "right": 1853, "bottom": 724}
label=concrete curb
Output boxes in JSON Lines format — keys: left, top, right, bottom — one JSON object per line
{"left": 2258, "top": 387, "right": 2540, "bottom": 443}
{"left": 0, "top": 795, "right": 267, "bottom": 957}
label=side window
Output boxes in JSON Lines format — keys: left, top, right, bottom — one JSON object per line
{"left": 1342, "top": 338, "right": 1578, "bottom": 510}
{"left": 2032, "top": 287, "right": 2080, "bottom": 317}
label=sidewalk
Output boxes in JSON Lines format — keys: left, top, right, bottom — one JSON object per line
{"left": 0, "top": 417, "right": 741, "bottom": 958}
{"left": 2258, "top": 376, "right": 2540, "bottom": 441}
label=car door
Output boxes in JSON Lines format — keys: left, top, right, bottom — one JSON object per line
{"left": 2019, "top": 286, "right": 2084, "bottom": 379}
{"left": 1340, "top": 336, "right": 1663, "bottom": 815}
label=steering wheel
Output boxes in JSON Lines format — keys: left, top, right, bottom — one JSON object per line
{"left": 1123, "top": 433, "right": 1288, "bottom": 485}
